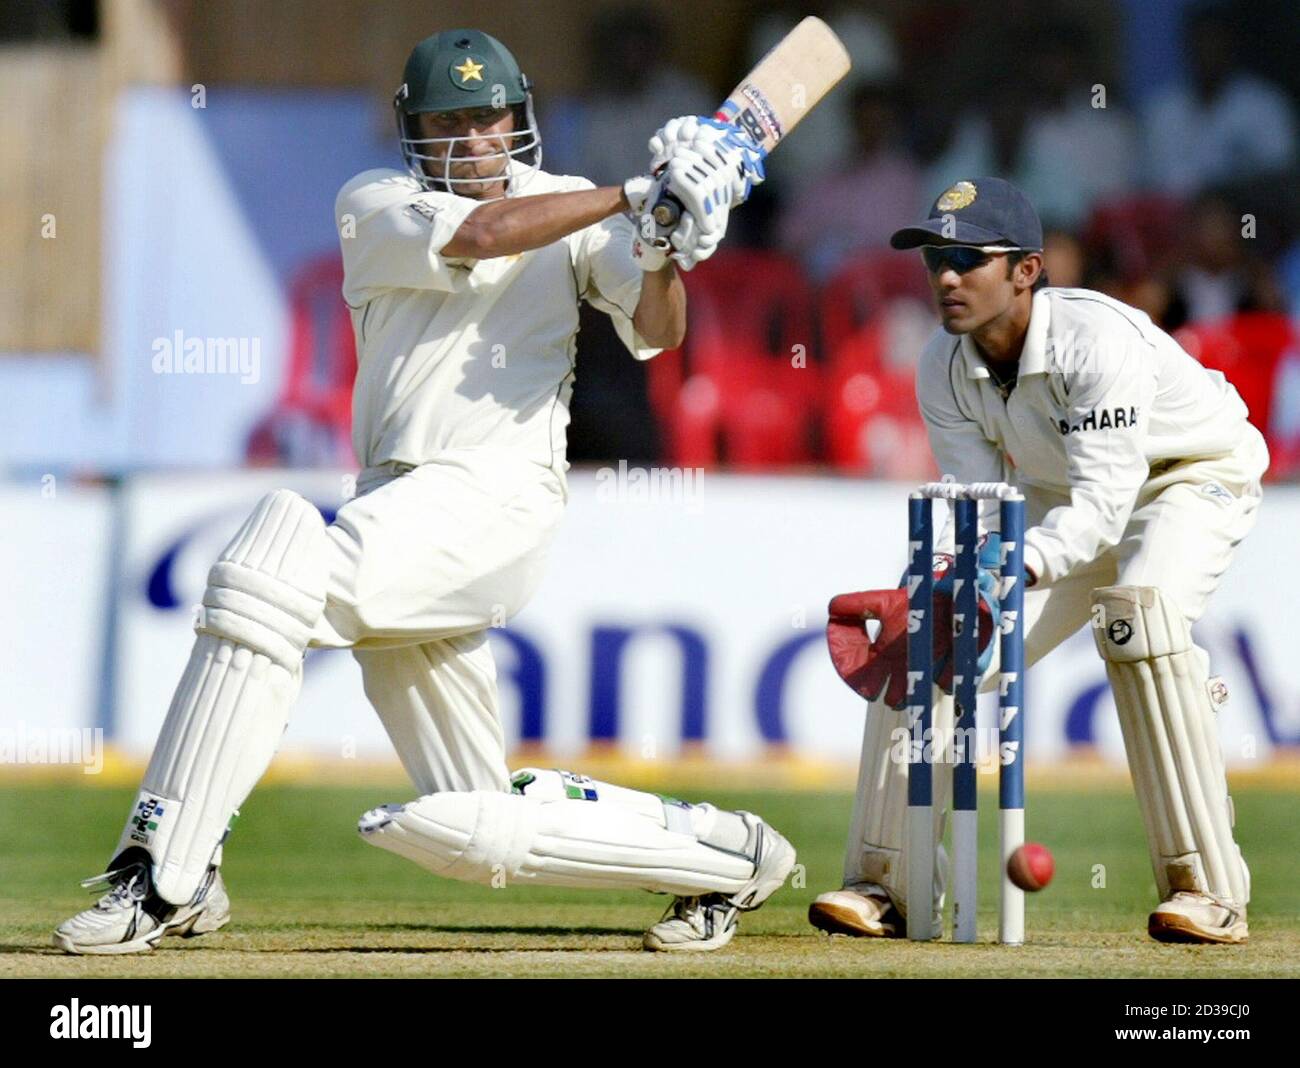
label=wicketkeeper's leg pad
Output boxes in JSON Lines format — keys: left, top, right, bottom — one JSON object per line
{"left": 1091, "top": 584, "right": 1248, "bottom": 908}
{"left": 113, "top": 490, "right": 330, "bottom": 905}
{"left": 838, "top": 694, "right": 951, "bottom": 931}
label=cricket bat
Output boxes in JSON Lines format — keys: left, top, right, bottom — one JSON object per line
{"left": 651, "top": 16, "right": 852, "bottom": 229}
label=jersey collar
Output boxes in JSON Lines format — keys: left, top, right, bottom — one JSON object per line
{"left": 957, "top": 289, "right": 1051, "bottom": 379}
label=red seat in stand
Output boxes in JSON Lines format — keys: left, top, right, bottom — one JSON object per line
{"left": 1084, "top": 194, "right": 1185, "bottom": 284}
{"left": 647, "top": 249, "right": 819, "bottom": 467}
{"left": 824, "top": 317, "right": 935, "bottom": 478}
{"left": 819, "top": 251, "right": 932, "bottom": 360}
{"left": 1175, "top": 312, "right": 1300, "bottom": 480}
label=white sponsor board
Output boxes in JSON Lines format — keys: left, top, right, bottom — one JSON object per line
{"left": 86, "top": 469, "right": 1300, "bottom": 765}
{"left": 0, "top": 482, "right": 113, "bottom": 746}
{"left": 114, "top": 471, "right": 368, "bottom": 759}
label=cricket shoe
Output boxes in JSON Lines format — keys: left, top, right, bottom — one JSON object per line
{"left": 1148, "top": 891, "right": 1248, "bottom": 945}
{"left": 53, "top": 852, "right": 230, "bottom": 955}
{"left": 643, "top": 812, "right": 796, "bottom": 952}
{"left": 808, "top": 883, "right": 904, "bottom": 938}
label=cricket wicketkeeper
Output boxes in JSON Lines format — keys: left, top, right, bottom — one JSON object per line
{"left": 55, "top": 28, "right": 791, "bottom": 955}
{"left": 814, "top": 177, "right": 1266, "bottom": 944}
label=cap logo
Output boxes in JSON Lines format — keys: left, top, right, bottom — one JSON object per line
{"left": 452, "top": 57, "right": 485, "bottom": 85}
{"left": 937, "top": 181, "right": 977, "bottom": 212}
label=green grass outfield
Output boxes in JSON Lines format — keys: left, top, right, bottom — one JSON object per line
{"left": 2, "top": 779, "right": 1297, "bottom": 978}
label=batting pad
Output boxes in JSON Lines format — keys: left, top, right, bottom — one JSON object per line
{"left": 1091, "top": 585, "right": 1248, "bottom": 907}
{"left": 114, "top": 490, "right": 329, "bottom": 905}
{"left": 358, "top": 789, "right": 756, "bottom": 896}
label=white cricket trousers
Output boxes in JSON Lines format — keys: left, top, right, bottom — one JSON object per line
{"left": 309, "top": 447, "right": 566, "bottom": 795}
{"left": 1014, "top": 424, "right": 1269, "bottom": 668}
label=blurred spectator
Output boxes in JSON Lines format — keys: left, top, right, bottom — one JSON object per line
{"left": 540, "top": 5, "right": 711, "bottom": 187}
{"left": 921, "top": 23, "right": 1137, "bottom": 231}
{"left": 920, "top": 73, "right": 1030, "bottom": 212}
{"left": 776, "top": 82, "right": 921, "bottom": 280}
{"left": 1146, "top": 192, "right": 1286, "bottom": 330}
{"left": 1141, "top": 3, "right": 1297, "bottom": 195}
{"left": 539, "top": 4, "right": 709, "bottom": 466}
{"left": 1016, "top": 21, "right": 1138, "bottom": 230}
{"left": 1043, "top": 229, "right": 1086, "bottom": 289}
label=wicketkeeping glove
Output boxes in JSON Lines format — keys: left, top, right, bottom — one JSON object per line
{"left": 826, "top": 588, "right": 911, "bottom": 709}
{"left": 928, "top": 533, "right": 1002, "bottom": 693}
{"left": 827, "top": 540, "right": 1002, "bottom": 710}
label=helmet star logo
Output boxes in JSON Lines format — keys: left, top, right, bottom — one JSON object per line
{"left": 453, "top": 58, "right": 484, "bottom": 83}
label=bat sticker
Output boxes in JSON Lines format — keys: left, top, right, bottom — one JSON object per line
{"left": 738, "top": 83, "right": 783, "bottom": 142}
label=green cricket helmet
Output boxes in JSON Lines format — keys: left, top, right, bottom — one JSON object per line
{"left": 393, "top": 29, "right": 541, "bottom": 196}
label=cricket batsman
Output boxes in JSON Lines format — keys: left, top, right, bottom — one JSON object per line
{"left": 812, "top": 178, "right": 1266, "bottom": 944}
{"left": 54, "top": 29, "right": 791, "bottom": 955}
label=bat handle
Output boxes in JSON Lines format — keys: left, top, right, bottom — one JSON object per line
{"left": 651, "top": 193, "right": 682, "bottom": 229}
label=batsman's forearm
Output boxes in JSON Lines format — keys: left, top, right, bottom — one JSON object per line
{"left": 633, "top": 263, "right": 686, "bottom": 349}
{"left": 445, "top": 188, "right": 627, "bottom": 258}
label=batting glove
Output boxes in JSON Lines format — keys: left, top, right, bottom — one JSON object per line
{"left": 666, "top": 210, "right": 723, "bottom": 272}
{"left": 623, "top": 174, "right": 673, "bottom": 271}
{"left": 663, "top": 144, "right": 733, "bottom": 228}
{"left": 631, "top": 213, "right": 672, "bottom": 272}
{"left": 649, "top": 115, "right": 766, "bottom": 204}
{"left": 622, "top": 174, "right": 660, "bottom": 216}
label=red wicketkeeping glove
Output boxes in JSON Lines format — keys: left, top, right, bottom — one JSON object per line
{"left": 826, "top": 582, "right": 996, "bottom": 709}
{"left": 826, "top": 588, "right": 910, "bottom": 709}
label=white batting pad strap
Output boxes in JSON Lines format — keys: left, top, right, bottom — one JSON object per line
{"left": 1092, "top": 583, "right": 1190, "bottom": 661}
{"left": 510, "top": 768, "right": 668, "bottom": 822}
{"left": 1091, "top": 585, "right": 1248, "bottom": 907}
{"left": 361, "top": 791, "right": 756, "bottom": 896}
{"left": 202, "top": 565, "right": 321, "bottom": 667}
{"left": 198, "top": 490, "right": 331, "bottom": 670}
{"left": 115, "top": 490, "right": 329, "bottom": 906}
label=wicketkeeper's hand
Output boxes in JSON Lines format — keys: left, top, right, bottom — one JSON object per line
{"left": 827, "top": 563, "right": 1000, "bottom": 710}
{"left": 928, "top": 534, "right": 1002, "bottom": 692}
{"left": 826, "top": 588, "right": 910, "bottom": 709}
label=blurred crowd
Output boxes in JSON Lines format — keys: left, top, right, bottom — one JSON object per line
{"left": 541, "top": 2, "right": 1300, "bottom": 479}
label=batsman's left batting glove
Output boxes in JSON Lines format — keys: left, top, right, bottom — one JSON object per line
{"left": 659, "top": 146, "right": 734, "bottom": 270}
{"left": 649, "top": 115, "right": 766, "bottom": 204}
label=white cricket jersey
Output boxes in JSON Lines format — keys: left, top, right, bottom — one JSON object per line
{"left": 334, "top": 164, "right": 659, "bottom": 482}
{"left": 916, "top": 287, "right": 1261, "bottom": 586}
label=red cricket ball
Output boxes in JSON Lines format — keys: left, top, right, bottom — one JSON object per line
{"left": 1007, "top": 843, "right": 1055, "bottom": 892}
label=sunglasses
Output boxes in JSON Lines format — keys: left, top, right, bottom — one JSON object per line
{"left": 921, "top": 245, "right": 1008, "bottom": 274}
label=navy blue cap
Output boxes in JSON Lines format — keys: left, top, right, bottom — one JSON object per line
{"left": 890, "top": 177, "right": 1043, "bottom": 251}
